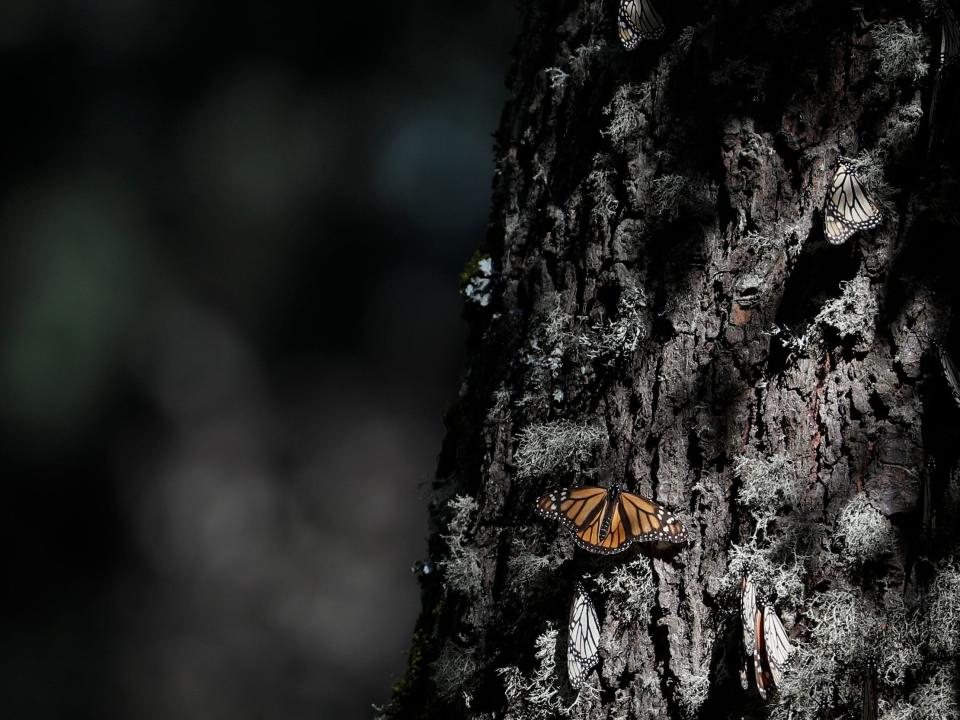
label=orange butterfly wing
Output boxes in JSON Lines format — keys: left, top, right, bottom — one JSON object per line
{"left": 753, "top": 609, "right": 775, "bottom": 699}
{"left": 536, "top": 486, "right": 608, "bottom": 532}
{"left": 619, "top": 490, "right": 688, "bottom": 543}
{"left": 536, "top": 485, "right": 686, "bottom": 554}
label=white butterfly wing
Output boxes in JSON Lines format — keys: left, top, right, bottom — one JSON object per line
{"left": 568, "top": 583, "right": 601, "bottom": 689}
{"left": 940, "top": 345, "right": 960, "bottom": 408}
{"left": 942, "top": 1, "right": 959, "bottom": 66}
{"left": 931, "top": 4, "right": 959, "bottom": 154}
{"left": 824, "top": 163, "right": 882, "bottom": 243}
{"left": 762, "top": 605, "right": 792, "bottom": 687}
{"left": 740, "top": 577, "right": 758, "bottom": 689}
{"left": 618, "top": 0, "right": 665, "bottom": 50}
{"left": 824, "top": 205, "right": 857, "bottom": 244}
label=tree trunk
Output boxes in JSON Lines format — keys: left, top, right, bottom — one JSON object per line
{"left": 382, "top": 1, "right": 960, "bottom": 718}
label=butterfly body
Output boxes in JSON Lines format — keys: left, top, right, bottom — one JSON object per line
{"left": 823, "top": 162, "right": 882, "bottom": 244}
{"left": 535, "top": 483, "right": 687, "bottom": 554}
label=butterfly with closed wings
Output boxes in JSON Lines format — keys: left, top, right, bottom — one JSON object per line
{"left": 617, "top": 0, "right": 665, "bottom": 50}
{"left": 535, "top": 483, "right": 687, "bottom": 555}
{"left": 941, "top": 1, "right": 959, "bottom": 66}
{"left": 929, "top": 2, "right": 960, "bottom": 154}
{"left": 568, "top": 582, "right": 601, "bottom": 690}
{"left": 823, "top": 162, "right": 883, "bottom": 245}
{"left": 927, "top": 0, "right": 960, "bottom": 155}
{"left": 741, "top": 576, "right": 793, "bottom": 699}
{"left": 940, "top": 344, "right": 960, "bottom": 409}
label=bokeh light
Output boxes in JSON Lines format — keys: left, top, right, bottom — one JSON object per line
{"left": 0, "top": 2, "right": 517, "bottom": 718}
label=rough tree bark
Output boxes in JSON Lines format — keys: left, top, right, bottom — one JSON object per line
{"left": 382, "top": 1, "right": 960, "bottom": 718}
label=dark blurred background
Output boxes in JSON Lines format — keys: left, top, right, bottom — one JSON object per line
{"left": 0, "top": 2, "right": 517, "bottom": 718}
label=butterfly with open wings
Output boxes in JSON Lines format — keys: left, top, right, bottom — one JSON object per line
{"left": 535, "top": 483, "right": 687, "bottom": 555}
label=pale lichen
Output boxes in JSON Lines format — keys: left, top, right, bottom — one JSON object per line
{"left": 431, "top": 642, "right": 479, "bottom": 700}
{"left": 506, "top": 536, "right": 553, "bottom": 592}
{"left": 587, "top": 286, "right": 648, "bottom": 361}
{"left": 514, "top": 420, "right": 605, "bottom": 479}
{"left": 872, "top": 20, "right": 929, "bottom": 83}
{"left": 464, "top": 258, "right": 493, "bottom": 307}
{"left": 721, "top": 538, "right": 807, "bottom": 608}
{"left": 887, "top": 665, "right": 960, "bottom": 720}
{"left": 735, "top": 453, "right": 802, "bottom": 522}
{"left": 602, "top": 84, "right": 649, "bottom": 148}
{"left": 497, "top": 626, "right": 597, "bottom": 720}
{"left": 837, "top": 494, "right": 896, "bottom": 564}
{"left": 926, "top": 562, "right": 960, "bottom": 657}
{"left": 908, "top": 665, "right": 960, "bottom": 720}
{"left": 545, "top": 66, "right": 569, "bottom": 93}
{"left": 649, "top": 174, "right": 688, "bottom": 219}
{"left": 770, "top": 640, "right": 839, "bottom": 720}
{"left": 439, "top": 495, "right": 483, "bottom": 596}
{"left": 877, "top": 594, "right": 923, "bottom": 687}
{"left": 594, "top": 559, "right": 654, "bottom": 623}
{"left": 772, "top": 585, "right": 925, "bottom": 719}
{"left": 879, "top": 100, "right": 924, "bottom": 159}
{"left": 675, "top": 670, "right": 710, "bottom": 717}
{"left": 587, "top": 160, "right": 620, "bottom": 224}
{"left": 815, "top": 275, "right": 879, "bottom": 349}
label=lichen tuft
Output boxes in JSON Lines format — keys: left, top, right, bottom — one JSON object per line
{"left": 514, "top": 420, "right": 605, "bottom": 479}
{"left": 439, "top": 495, "right": 483, "bottom": 597}
{"left": 926, "top": 562, "right": 960, "bottom": 657}
{"left": 594, "top": 559, "right": 654, "bottom": 623}
{"left": 735, "top": 453, "right": 802, "bottom": 522}
{"left": 871, "top": 20, "right": 929, "bottom": 83}
{"left": 837, "top": 494, "right": 896, "bottom": 564}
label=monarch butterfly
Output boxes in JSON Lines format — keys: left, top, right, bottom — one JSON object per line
{"left": 535, "top": 483, "right": 687, "bottom": 554}
{"left": 941, "top": 1, "right": 959, "bottom": 66}
{"left": 568, "top": 582, "right": 601, "bottom": 689}
{"left": 741, "top": 577, "right": 793, "bottom": 699}
{"left": 823, "top": 162, "right": 883, "bottom": 244}
{"left": 940, "top": 344, "right": 960, "bottom": 408}
{"left": 930, "top": 3, "right": 960, "bottom": 154}
{"left": 618, "top": 0, "right": 665, "bottom": 50}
